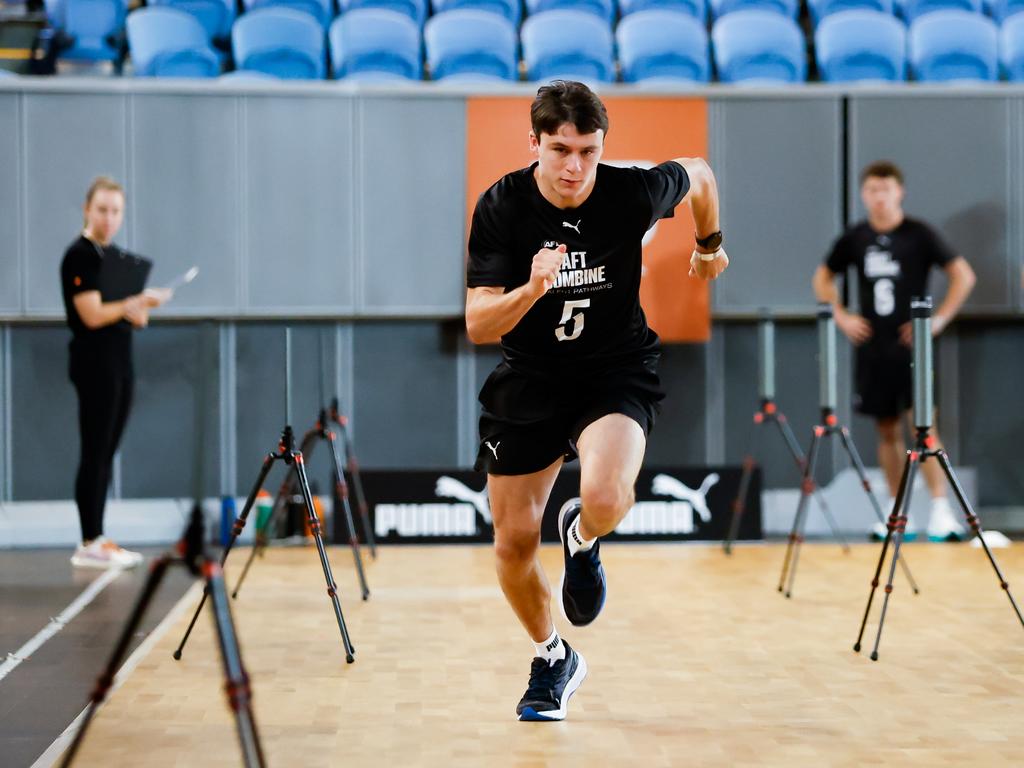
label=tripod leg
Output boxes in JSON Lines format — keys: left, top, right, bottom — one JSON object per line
{"left": 343, "top": 429, "right": 377, "bottom": 559}
{"left": 205, "top": 562, "right": 267, "bottom": 768}
{"left": 294, "top": 454, "right": 356, "bottom": 663}
{"left": 779, "top": 428, "right": 821, "bottom": 596}
{"left": 61, "top": 557, "right": 172, "bottom": 767}
{"left": 328, "top": 432, "right": 370, "bottom": 600}
{"left": 839, "top": 428, "right": 919, "bottom": 595}
{"left": 776, "top": 418, "right": 850, "bottom": 554}
{"left": 784, "top": 430, "right": 825, "bottom": 599}
{"left": 175, "top": 454, "right": 277, "bottom": 660}
{"left": 868, "top": 453, "right": 920, "bottom": 661}
{"left": 934, "top": 451, "right": 1024, "bottom": 630}
{"left": 232, "top": 484, "right": 290, "bottom": 600}
{"left": 725, "top": 413, "right": 761, "bottom": 555}
{"left": 854, "top": 449, "right": 913, "bottom": 653}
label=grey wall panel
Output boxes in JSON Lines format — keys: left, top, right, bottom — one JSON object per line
{"left": 646, "top": 343, "right": 708, "bottom": 466}
{"left": 352, "top": 321, "right": 459, "bottom": 467}
{"left": 119, "top": 324, "right": 220, "bottom": 498}
{"left": 849, "top": 96, "right": 1012, "bottom": 311}
{"left": 245, "top": 97, "right": 356, "bottom": 314}
{"left": 0, "top": 93, "right": 21, "bottom": 314}
{"left": 711, "top": 97, "right": 842, "bottom": 314}
{"left": 130, "top": 95, "right": 240, "bottom": 314}
{"left": 10, "top": 326, "right": 77, "bottom": 500}
{"left": 956, "top": 324, "right": 1024, "bottom": 506}
{"left": 357, "top": 98, "right": 465, "bottom": 315}
{"left": 23, "top": 94, "right": 127, "bottom": 314}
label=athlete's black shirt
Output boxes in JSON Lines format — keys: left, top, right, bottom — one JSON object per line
{"left": 825, "top": 217, "right": 956, "bottom": 339}
{"left": 467, "top": 161, "right": 690, "bottom": 374}
{"left": 60, "top": 235, "right": 133, "bottom": 375}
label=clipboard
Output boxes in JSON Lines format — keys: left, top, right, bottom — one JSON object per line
{"left": 97, "top": 249, "right": 153, "bottom": 301}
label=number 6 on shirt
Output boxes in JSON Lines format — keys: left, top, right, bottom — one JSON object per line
{"left": 555, "top": 299, "right": 590, "bottom": 342}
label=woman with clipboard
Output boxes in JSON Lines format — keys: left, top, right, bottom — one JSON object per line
{"left": 59, "top": 176, "right": 171, "bottom": 568}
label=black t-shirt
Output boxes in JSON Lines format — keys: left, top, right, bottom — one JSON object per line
{"left": 467, "top": 161, "right": 690, "bottom": 374}
{"left": 825, "top": 217, "right": 956, "bottom": 342}
{"left": 60, "top": 235, "right": 133, "bottom": 373}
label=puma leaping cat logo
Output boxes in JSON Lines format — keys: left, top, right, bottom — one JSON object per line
{"left": 485, "top": 441, "right": 500, "bottom": 460}
{"left": 562, "top": 219, "right": 581, "bottom": 234}
{"left": 435, "top": 476, "right": 492, "bottom": 524}
{"left": 651, "top": 473, "right": 720, "bottom": 523}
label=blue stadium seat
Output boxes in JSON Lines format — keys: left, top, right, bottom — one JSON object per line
{"left": 424, "top": 9, "right": 517, "bottom": 81}
{"left": 0, "top": 69, "right": 17, "bottom": 77}
{"left": 524, "top": 0, "right": 616, "bottom": 23}
{"left": 50, "top": 0, "right": 128, "bottom": 62}
{"left": 992, "top": 0, "right": 1024, "bottom": 20}
{"left": 242, "top": 0, "right": 334, "bottom": 28}
{"left": 909, "top": 10, "right": 997, "bottom": 81}
{"left": 338, "top": 0, "right": 428, "bottom": 26}
{"left": 219, "top": 69, "right": 280, "bottom": 78}
{"left": 521, "top": 9, "right": 615, "bottom": 82}
{"left": 150, "top": 0, "right": 236, "bottom": 41}
{"left": 619, "top": 0, "right": 706, "bottom": 19}
{"left": 430, "top": 0, "right": 521, "bottom": 24}
{"left": 128, "top": 8, "right": 220, "bottom": 77}
{"left": 901, "top": 0, "right": 980, "bottom": 22}
{"left": 710, "top": 0, "right": 798, "bottom": 20}
{"left": 233, "top": 7, "right": 326, "bottom": 79}
{"left": 329, "top": 9, "right": 422, "bottom": 80}
{"left": 617, "top": 10, "right": 710, "bottom": 82}
{"left": 815, "top": 10, "right": 906, "bottom": 81}
{"left": 807, "top": 0, "right": 892, "bottom": 25}
{"left": 1001, "top": 15, "right": 1024, "bottom": 78}
{"left": 711, "top": 9, "right": 806, "bottom": 82}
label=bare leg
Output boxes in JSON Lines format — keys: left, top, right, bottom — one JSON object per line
{"left": 488, "top": 458, "right": 564, "bottom": 643}
{"left": 576, "top": 414, "right": 647, "bottom": 540}
{"left": 876, "top": 417, "right": 905, "bottom": 498}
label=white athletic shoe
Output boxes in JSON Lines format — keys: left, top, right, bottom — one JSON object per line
{"left": 927, "top": 498, "right": 965, "bottom": 542}
{"left": 70, "top": 538, "right": 143, "bottom": 568}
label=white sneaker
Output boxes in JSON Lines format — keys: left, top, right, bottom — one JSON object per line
{"left": 70, "top": 538, "right": 143, "bottom": 568}
{"left": 927, "top": 498, "right": 965, "bottom": 542}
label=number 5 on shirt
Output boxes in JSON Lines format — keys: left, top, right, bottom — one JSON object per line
{"left": 555, "top": 299, "right": 591, "bottom": 342}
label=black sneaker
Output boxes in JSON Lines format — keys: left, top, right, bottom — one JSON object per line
{"left": 516, "top": 640, "right": 588, "bottom": 722}
{"left": 558, "top": 497, "right": 607, "bottom": 626}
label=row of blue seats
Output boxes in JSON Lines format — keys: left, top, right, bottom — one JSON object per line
{"left": 124, "top": 6, "right": 1024, "bottom": 82}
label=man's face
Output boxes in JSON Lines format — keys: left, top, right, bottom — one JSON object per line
{"left": 84, "top": 189, "right": 124, "bottom": 243}
{"left": 530, "top": 123, "right": 604, "bottom": 205}
{"left": 861, "top": 176, "right": 904, "bottom": 220}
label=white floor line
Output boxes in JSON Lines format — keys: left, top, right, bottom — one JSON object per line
{"left": 29, "top": 580, "right": 202, "bottom": 768}
{"left": 0, "top": 567, "right": 126, "bottom": 683}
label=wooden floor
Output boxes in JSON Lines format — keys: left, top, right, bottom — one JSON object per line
{"left": 65, "top": 541, "right": 1024, "bottom": 767}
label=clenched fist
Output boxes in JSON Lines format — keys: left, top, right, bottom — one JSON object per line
{"left": 689, "top": 247, "right": 730, "bottom": 280}
{"left": 528, "top": 244, "right": 567, "bottom": 298}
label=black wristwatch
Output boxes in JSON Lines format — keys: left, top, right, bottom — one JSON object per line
{"left": 696, "top": 230, "right": 723, "bottom": 251}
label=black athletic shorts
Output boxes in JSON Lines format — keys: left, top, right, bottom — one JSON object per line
{"left": 474, "top": 355, "right": 664, "bottom": 476}
{"left": 854, "top": 339, "right": 915, "bottom": 419}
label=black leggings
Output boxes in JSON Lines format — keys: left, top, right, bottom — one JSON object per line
{"left": 72, "top": 370, "right": 133, "bottom": 542}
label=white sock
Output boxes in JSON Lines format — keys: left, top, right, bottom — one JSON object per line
{"left": 567, "top": 515, "right": 596, "bottom": 556}
{"left": 533, "top": 629, "right": 566, "bottom": 665}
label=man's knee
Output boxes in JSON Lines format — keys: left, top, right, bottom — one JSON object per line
{"left": 580, "top": 479, "right": 635, "bottom": 524}
{"left": 493, "top": 524, "right": 541, "bottom": 565}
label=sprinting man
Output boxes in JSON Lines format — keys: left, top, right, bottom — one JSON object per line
{"left": 465, "top": 81, "right": 727, "bottom": 721}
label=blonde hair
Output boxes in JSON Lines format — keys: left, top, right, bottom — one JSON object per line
{"left": 83, "top": 176, "right": 125, "bottom": 227}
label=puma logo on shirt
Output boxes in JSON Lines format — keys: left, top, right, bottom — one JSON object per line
{"left": 562, "top": 219, "right": 581, "bottom": 234}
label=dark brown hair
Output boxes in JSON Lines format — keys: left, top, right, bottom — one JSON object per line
{"left": 530, "top": 80, "right": 609, "bottom": 140}
{"left": 860, "top": 160, "right": 904, "bottom": 186}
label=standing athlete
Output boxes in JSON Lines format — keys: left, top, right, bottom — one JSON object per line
{"left": 813, "top": 160, "right": 976, "bottom": 541}
{"left": 465, "top": 81, "right": 727, "bottom": 721}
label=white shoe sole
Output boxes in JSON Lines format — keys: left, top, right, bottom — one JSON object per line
{"left": 518, "top": 650, "right": 588, "bottom": 722}
{"left": 70, "top": 556, "right": 125, "bottom": 569}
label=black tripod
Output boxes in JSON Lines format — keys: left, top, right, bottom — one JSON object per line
{"left": 233, "top": 404, "right": 370, "bottom": 601}
{"left": 329, "top": 397, "right": 377, "bottom": 560}
{"left": 779, "top": 305, "right": 919, "bottom": 599}
{"left": 854, "top": 298, "right": 1024, "bottom": 660}
{"left": 173, "top": 328, "right": 356, "bottom": 664}
{"left": 726, "top": 314, "right": 848, "bottom": 554}
{"left": 62, "top": 505, "right": 265, "bottom": 767}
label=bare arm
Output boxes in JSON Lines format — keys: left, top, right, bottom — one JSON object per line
{"left": 812, "top": 264, "right": 872, "bottom": 345}
{"left": 672, "top": 157, "right": 728, "bottom": 280}
{"left": 72, "top": 291, "right": 147, "bottom": 330}
{"left": 933, "top": 256, "right": 976, "bottom": 334}
{"left": 465, "top": 245, "right": 566, "bottom": 345}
